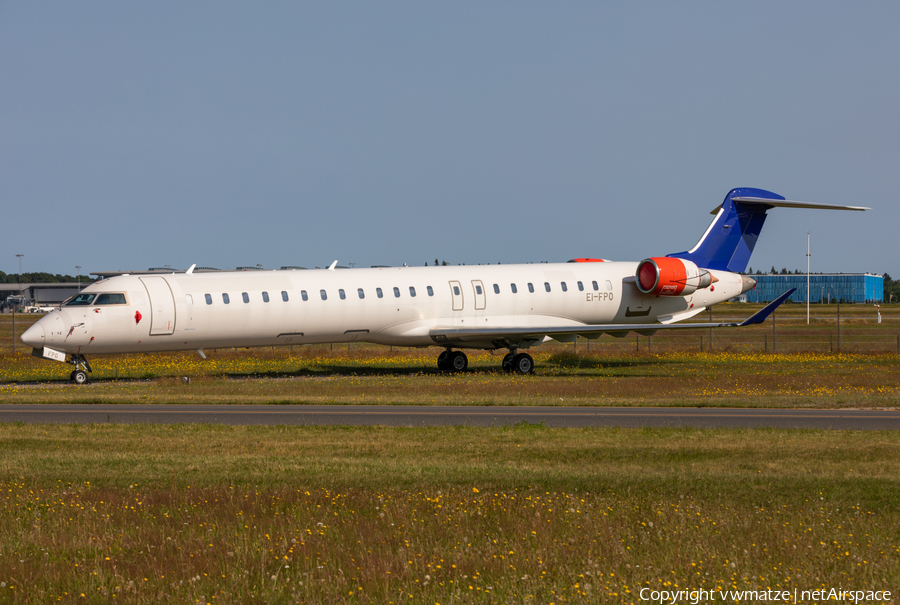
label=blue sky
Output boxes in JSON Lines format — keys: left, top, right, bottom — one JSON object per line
{"left": 2, "top": 2, "right": 896, "bottom": 278}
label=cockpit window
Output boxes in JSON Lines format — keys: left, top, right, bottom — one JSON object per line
{"left": 66, "top": 293, "right": 96, "bottom": 306}
{"left": 66, "top": 292, "right": 127, "bottom": 306}
{"left": 95, "top": 293, "right": 127, "bottom": 305}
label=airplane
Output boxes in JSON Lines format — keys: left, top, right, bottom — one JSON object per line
{"left": 21, "top": 188, "right": 867, "bottom": 384}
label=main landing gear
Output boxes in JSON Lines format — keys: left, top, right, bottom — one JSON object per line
{"left": 437, "top": 349, "right": 469, "bottom": 372}
{"left": 437, "top": 349, "right": 533, "bottom": 374}
{"left": 502, "top": 351, "right": 534, "bottom": 374}
{"left": 68, "top": 354, "right": 92, "bottom": 385}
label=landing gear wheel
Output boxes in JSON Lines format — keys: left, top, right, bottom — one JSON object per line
{"left": 72, "top": 370, "right": 89, "bottom": 385}
{"left": 437, "top": 350, "right": 451, "bottom": 371}
{"left": 449, "top": 351, "right": 468, "bottom": 372}
{"left": 501, "top": 353, "right": 515, "bottom": 373}
{"left": 512, "top": 353, "right": 534, "bottom": 374}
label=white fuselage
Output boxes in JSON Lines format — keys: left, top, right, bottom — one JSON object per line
{"left": 23, "top": 262, "right": 745, "bottom": 356}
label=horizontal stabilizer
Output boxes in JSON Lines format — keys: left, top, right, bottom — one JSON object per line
{"left": 728, "top": 197, "right": 870, "bottom": 212}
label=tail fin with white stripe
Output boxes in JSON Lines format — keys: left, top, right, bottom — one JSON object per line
{"left": 667, "top": 188, "right": 868, "bottom": 273}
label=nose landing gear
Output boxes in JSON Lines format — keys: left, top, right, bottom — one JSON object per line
{"left": 68, "top": 354, "right": 92, "bottom": 384}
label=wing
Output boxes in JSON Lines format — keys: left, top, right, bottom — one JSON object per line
{"left": 429, "top": 289, "right": 795, "bottom": 346}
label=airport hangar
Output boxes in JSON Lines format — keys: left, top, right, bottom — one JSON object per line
{"left": 742, "top": 273, "right": 883, "bottom": 304}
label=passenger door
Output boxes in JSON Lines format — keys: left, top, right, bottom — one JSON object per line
{"left": 140, "top": 276, "right": 176, "bottom": 335}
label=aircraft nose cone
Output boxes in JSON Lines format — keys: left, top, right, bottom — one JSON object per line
{"left": 741, "top": 275, "right": 757, "bottom": 294}
{"left": 21, "top": 321, "right": 45, "bottom": 349}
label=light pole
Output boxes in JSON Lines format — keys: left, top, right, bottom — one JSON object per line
{"left": 806, "top": 232, "right": 810, "bottom": 324}
{"left": 76, "top": 266, "right": 82, "bottom": 291}
{"left": 16, "top": 254, "right": 24, "bottom": 295}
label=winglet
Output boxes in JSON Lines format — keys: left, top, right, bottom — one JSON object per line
{"left": 186, "top": 264, "right": 196, "bottom": 275}
{"left": 327, "top": 260, "right": 338, "bottom": 271}
{"left": 739, "top": 289, "right": 796, "bottom": 326}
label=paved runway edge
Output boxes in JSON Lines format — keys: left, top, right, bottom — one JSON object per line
{"left": 1, "top": 405, "right": 899, "bottom": 430}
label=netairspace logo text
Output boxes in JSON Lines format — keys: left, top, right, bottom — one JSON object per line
{"left": 639, "top": 587, "right": 892, "bottom": 604}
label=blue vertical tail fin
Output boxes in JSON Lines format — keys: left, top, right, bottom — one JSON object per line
{"left": 667, "top": 188, "right": 782, "bottom": 273}
{"left": 668, "top": 188, "right": 868, "bottom": 273}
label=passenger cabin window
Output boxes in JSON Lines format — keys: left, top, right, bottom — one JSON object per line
{"left": 493, "top": 284, "right": 500, "bottom": 294}
{"left": 358, "top": 288, "right": 365, "bottom": 299}
{"left": 222, "top": 293, "right": 230, "bottom": 304}
{"left": 510, "top": 283, "right": 518, "bottom": 294}
{"left": 66, "top": 293, "right": 96, "bottom": 306}
{"left": 262, "top": 291, "right": 269, "bottom": 303}
{"left": 185, "top": 294, "right": 193, "bottom": 306}
{"left": 95, "top": 293, "right": 127, "bottom": 305}
{"left": 376, "top": 287, "right": 384, "bottom": 298}
{"left": 205, "top": 294, "right": 212, "bottom": 305}
{"left": 592, "top": 281, "right": 599, "bottom": 291}
{"left": 320, "top": 289, "right": 327, "bottom": 301}
{"left": 475, "top": 284, "right": 483, "bottom": 295}
{"left": 577, "top": 281, "right": 584, "bottom": 291}
{"left": 242, "top": 292, "right": 249, "bottom": 304}
{"left": 561, "top": 282, "right": 568, "bottom": 292}
{"left": 528, "top": 283, "right": 535, "bottom": 293}
{"left": 282, "top": 291, "right": 289, "bottom": 302}
{"left": 544, "top": 282, "right": 551, "bottom": 292}
{"left": 453, "top": 285, "right": 460, "bottom": 296}
{"left": 393, "top": 287, "right": 400, "bottom": 298}
{"left": 409, "top": 286, "right": 416, "bottom": 297}
{"left": 427, "top": 286, "right": 434, "bottom": 296}
{"left": 339, "top": 289, "right": 346, "bottom": 300}
{"left": 301, "top": 290, "right": 308, "bottom": 301}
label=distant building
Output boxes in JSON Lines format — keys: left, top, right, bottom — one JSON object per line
{"left": 745, "top": 273, "right": 883, "bottom": 304}
{"left": 0, "top": 282, "right": 83, "bottom": 309}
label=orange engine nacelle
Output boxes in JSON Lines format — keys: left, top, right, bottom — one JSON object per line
{"left": 636, "top": 257, "right": 715, "bottom": 296}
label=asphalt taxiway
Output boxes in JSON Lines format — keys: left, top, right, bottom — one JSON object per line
{"left": 1, "top": 404, "right": 898, "bottom": 430}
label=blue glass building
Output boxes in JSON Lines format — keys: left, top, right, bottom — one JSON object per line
{"left": 743, "top": 274, "right": 883, "bottom": 304}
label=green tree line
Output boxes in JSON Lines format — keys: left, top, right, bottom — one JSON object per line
{"left": 0, "top": 271, "right": 94, "bottom": 284}
{"left": 884, "top": 273, "right": 900, "bottom": 304}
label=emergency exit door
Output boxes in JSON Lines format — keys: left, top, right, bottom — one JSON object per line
{"left": 471, "top": 280, "right": 486, "bottom": 310}
{"left": 449, "top": 281, "right": 464, "bottom": 311}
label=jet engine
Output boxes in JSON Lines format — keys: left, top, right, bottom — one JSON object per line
{"left": 636, "top": 257, "right": 715, "bottom": 296}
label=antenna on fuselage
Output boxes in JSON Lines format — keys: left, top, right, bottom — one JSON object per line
{"left": 186, "top": 264, "right": 196, "bottom": 275}
{"left": 327, "top": 260, "right": 338, "bottom": 271}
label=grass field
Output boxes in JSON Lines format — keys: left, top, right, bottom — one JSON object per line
{"left": 0, "top": 424, "right": 898, "bottom": 603}
{"left": 1, "top": 349, "right": 900, "bottom": 409}
{"left": 1, "top": 304, "right": 898, "bottom": 603}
